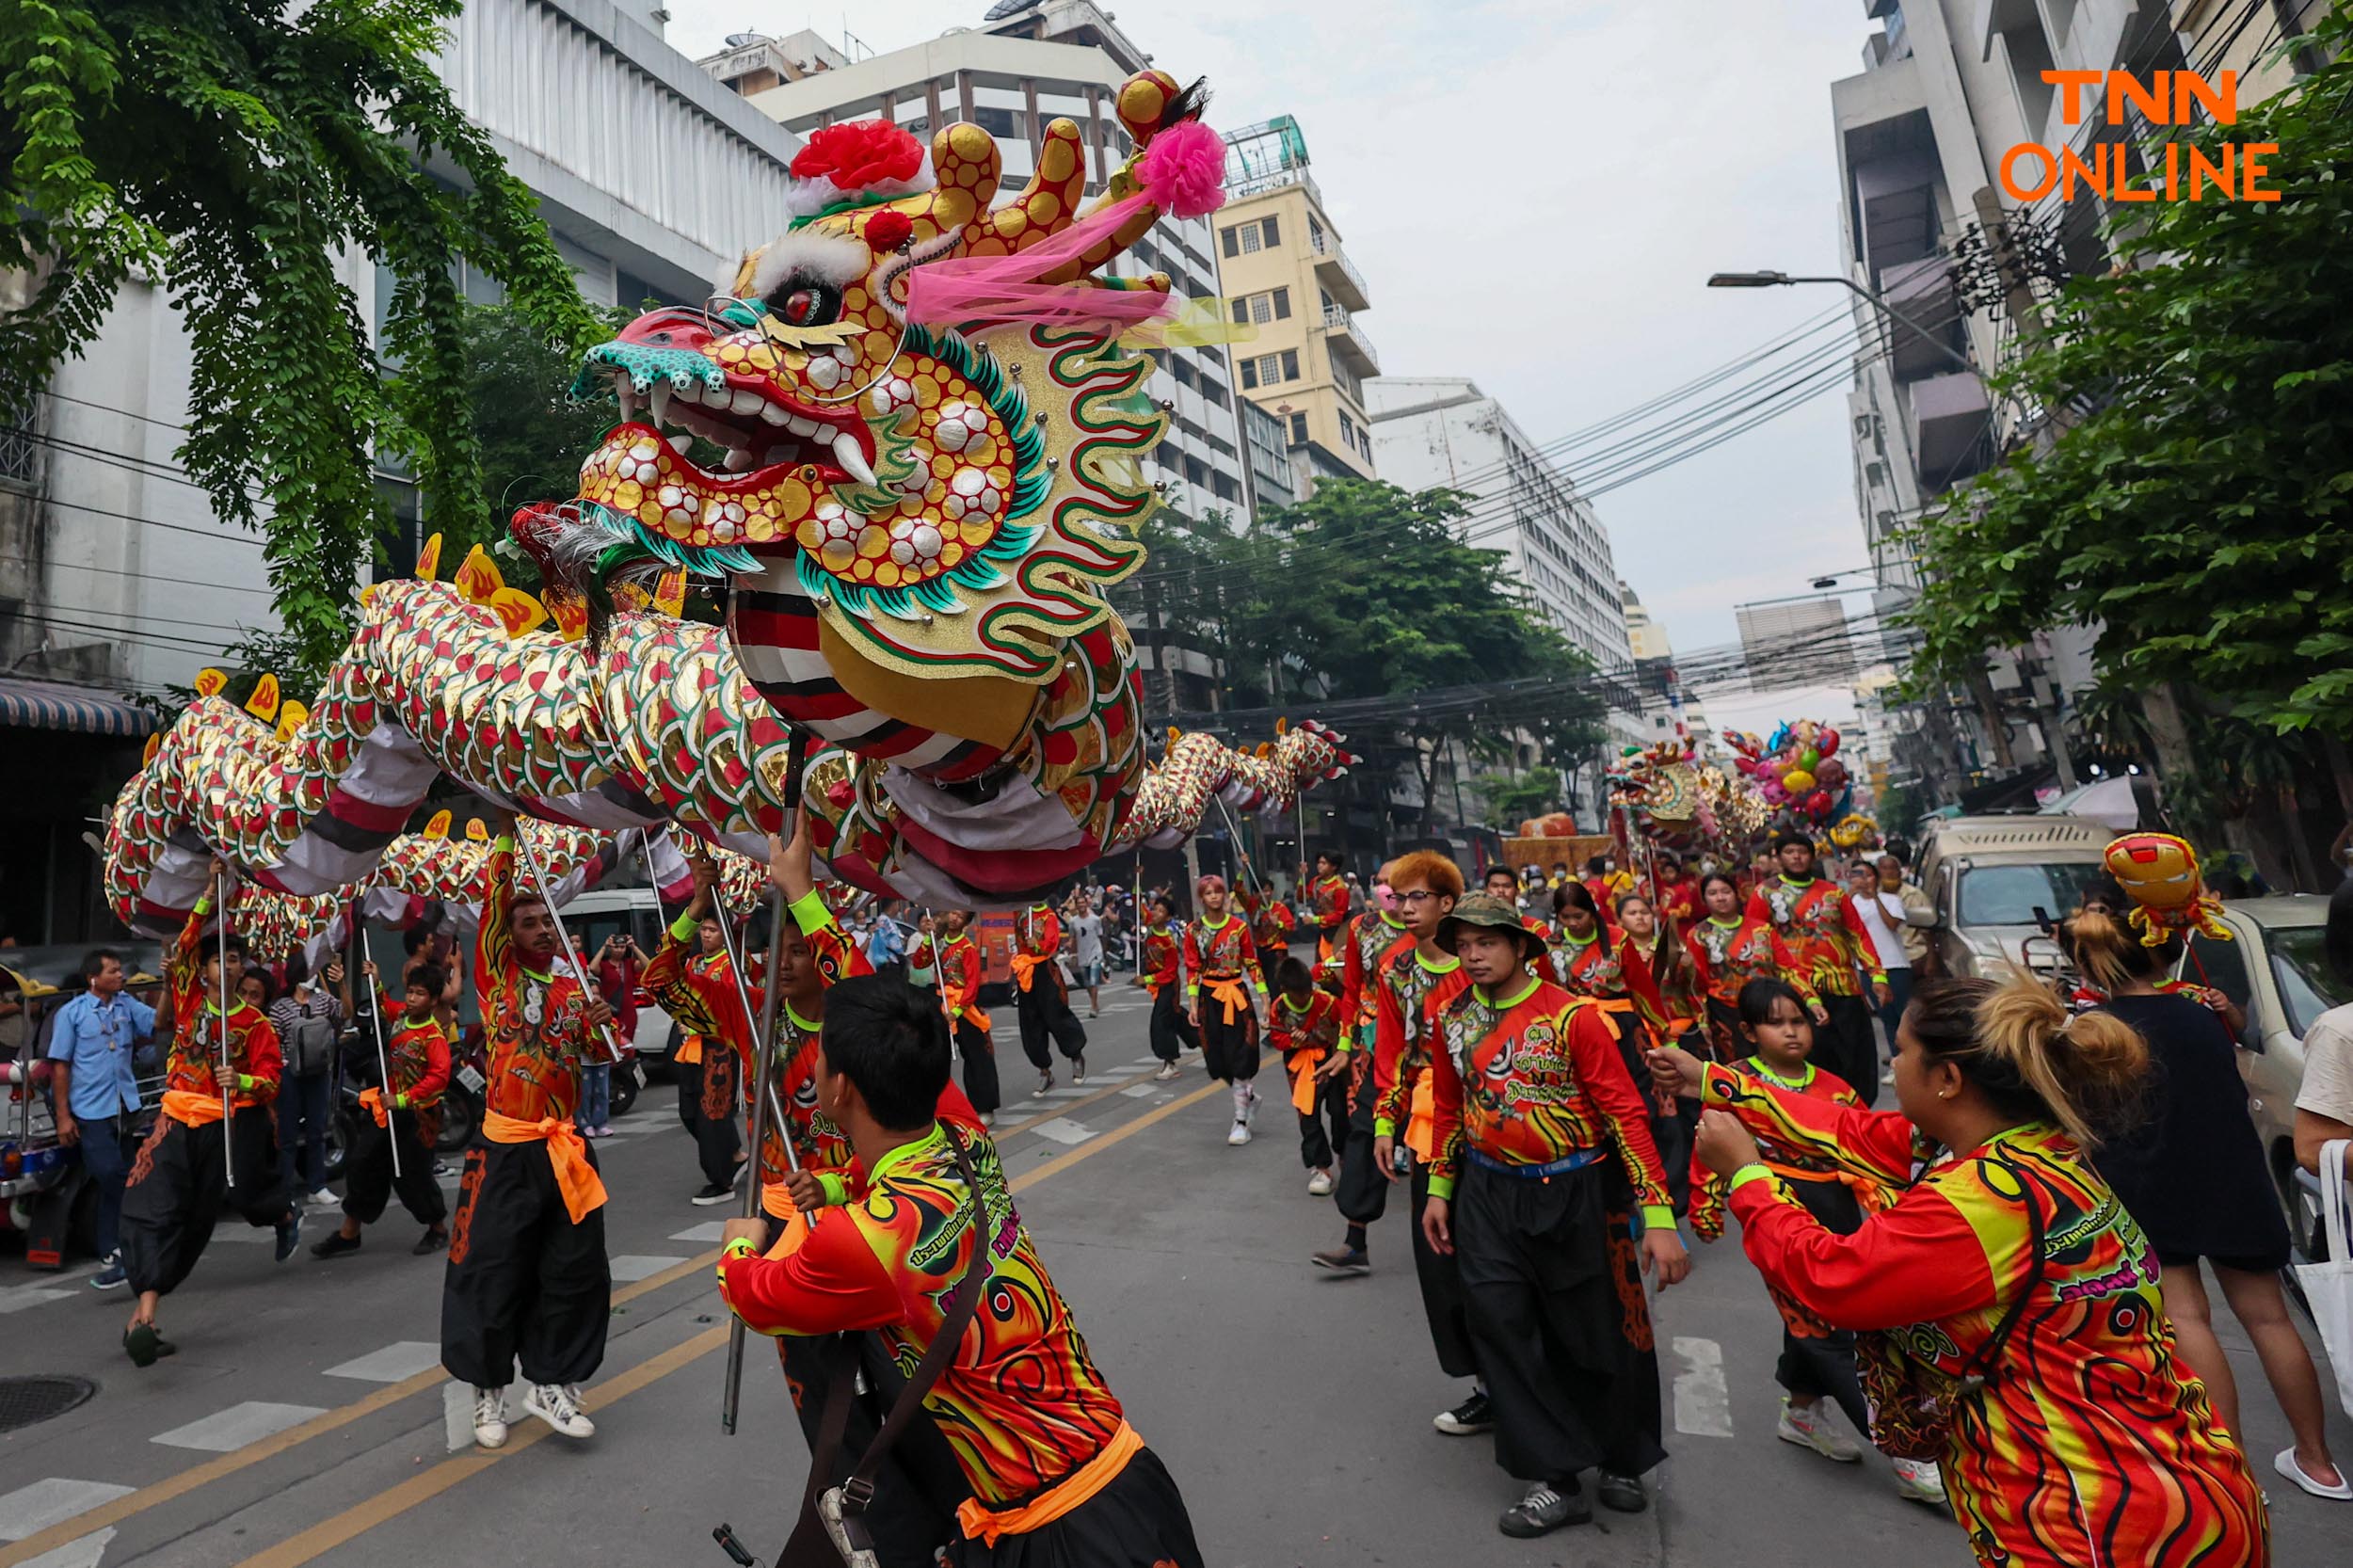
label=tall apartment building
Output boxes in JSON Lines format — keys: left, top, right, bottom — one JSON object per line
{"left": 1366, "top": 376, "right": 1647, "bottom": 775}
{"left": 702, "top": 0, "right": 1257, "bottom": 525}
{"left": 1215, "top": 117, "right": 1380, "bottom": 496}
{"left": 0, "top": 0, "right": 806, "bottom": 941}
{"left": 1622, "top": 581, "right": 1716, "bottom": 760}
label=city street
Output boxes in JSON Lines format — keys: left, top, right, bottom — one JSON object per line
{"left": 6, "top": 986, "right": 2350, "bottom": 1568}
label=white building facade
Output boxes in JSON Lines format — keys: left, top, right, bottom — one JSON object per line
{"left": 705, "top": 1, "right": 1255, "bottom": 525}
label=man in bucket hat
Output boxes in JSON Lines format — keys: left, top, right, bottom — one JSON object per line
{"left": 1421, "top": 892, "right": 1690, "bottom": 1539}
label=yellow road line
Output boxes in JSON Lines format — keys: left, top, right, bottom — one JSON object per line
{"left": 0, "top": 1247, "right": 719, "bottom": 1567}
{"left": 224, "top": 1080, "right": 1225, "bottom": 1568}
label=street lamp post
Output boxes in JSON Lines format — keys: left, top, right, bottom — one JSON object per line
{"left": 1705, "top": 270, "right": 1978, "bottom": 378}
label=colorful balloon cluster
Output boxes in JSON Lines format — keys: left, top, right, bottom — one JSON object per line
{"left": 1724, "top": 719, "right": 1855, "bottom": 830}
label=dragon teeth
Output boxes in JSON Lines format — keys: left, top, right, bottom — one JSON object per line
{"left": 668, "top": 433, "right": 693, "bottom": 455}
{"left": 760, "top": 403, "right": 791, "bottom": 426}
{"left": 833, "top": 435, "right": 876, "bottom": 487}
{"left": 648, "top": 381, "right": 672, "bottom": 427}
{"left": 730, "top": 389, "right": 763, "bottom": 416}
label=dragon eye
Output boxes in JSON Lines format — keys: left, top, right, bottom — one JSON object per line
{"left": 767, "top": 277, "right": 841, "bottom": 330}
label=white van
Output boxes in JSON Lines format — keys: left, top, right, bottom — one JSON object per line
{"left": 560, "top": 887, "right": 680, "bottom": 1074}
{"left": 1914, "top": 813, "right": 2115, "bottom": 977}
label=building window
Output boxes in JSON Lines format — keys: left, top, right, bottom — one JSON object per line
{"left": 1240, "top": 223, "right": 1263, "bottom": 254}
{"left": 1169, "top": 357, "right": 1196, "bottom": 389}
{"left": 1339, "top": 412, "right": 1356, "bottom": 448}
{"left": 1258, "top": 215, "right": 1279, "bottom": 248}
{"left": 1280, "top": 348, "right": 1300, "bottom": 381}
{"left": 1241, "top": 359, "right": 1259, "bottom": 391}
{"left": 1249, "top": 295, "right": 1273, "bottom": 326}
{"left": 1309, "top": 216, "right": 1327, "bottom": 249}
{"left": 1270, "top": 286, "right": 1290, "bottom": 320}
{"left": 1221, "top": 225, "right": 1240, "bottom": 258}
{"left": 973, "top": 105, "right": 1017, "bottom": 138}
{"left": 1212, "top": 472, "right": 1240, "bottom": 502}
{"left": 1289, "top": 413, "right": 1308, "bottom": 444}
{"left": 1198, "top": 374, "right": 1227, "bottom": 408}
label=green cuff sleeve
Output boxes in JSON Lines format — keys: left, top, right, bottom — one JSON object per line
{"left": 1253, "top": 982, "right": 1268, "bottom": 997}
{"left": 1373, "top": 1116, "right": 1397, "bottom": 1138}
{"left": 234, "top": 1073, "right": 257, "bottom": 1094}
{"left": 788, "top": 889, "right": 832, "bottom": 935}
{"left": 722, "top": 1237, "right": 758, "bottom": 1258}
{"left": 1640, "top": 1203, "right": 1678, "bottom": 1231}
{"left": 494, "top": 834, "right": 516, "bottom": 851}
{"left": 1427, "top": 1176, "right": 1456, "bottom": 1201}
{"left": 1728, "top": 1163, "right": 1773, "bottom": 1194}
{"left": 816, "top": 1172, "right": 851, "bottom": 1208}
{"left": 668, "top": 911, "right": 699, "bottom": 941}
{"left": 194, "top": 893, "right": 216, "bottom": 917}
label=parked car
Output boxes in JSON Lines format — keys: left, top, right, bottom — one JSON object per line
{"left": 1915, "top": 813, "right": 2114, "bottom": 978}
{"left": 2201, "top": 895, "right": 2348, "bottom": 1261}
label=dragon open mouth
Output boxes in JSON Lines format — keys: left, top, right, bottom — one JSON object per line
{"left": 605, "top": 367, "right": 877, "bottom": 489}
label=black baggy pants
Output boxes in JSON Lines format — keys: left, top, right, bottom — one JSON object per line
{"left": 677, "top": 1049, "right": 743, "bottom": 1188}
{"left": 961, "top": 1447, "right": 1204, "bottom": 1568}
{"left": 778, "top": 1332, "right": 967, "bottom": 1568}
{"left": 1147, "top": 984, "right": 1197, "bottom": 1063}
{"left": 1015, "top": 972, "right": 1087, "bottom": 1071}
{"left": 1333, "top": 1051, "right": 1390, "bottom": 1229}
{"left": 953, "top": 1016, "right": 1000, "bottom": 1115}
{"left": 1195, "top": 995, "right": 1258, "bottom": 1084}
{"left": 1454, "top": 1160, "right": 1665, "bottom": 1485}
{"left": 342, "top": 1106, "right": 447, "bottom": 1228}
{"left": 1293, "top": 1063, "right": 1347, "bottom": 1171}
{"left": 440, "top": 1137, "right": 610, "bottom": 1388}
{"left": 120, "top": 1105, "right": 289, "bottom": 1299}
{"left": 1410, "top": 1158, "right": 1481, "bottom": 1381}
{"left": 1817, "top": 993, "right": 1880, "bottom": 1108}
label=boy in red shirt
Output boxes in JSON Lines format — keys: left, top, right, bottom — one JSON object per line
{"left": 1269, "top": 956, "right": 1346, "bottom": 1196}
{"left": 312, "top": 961, "right": 452, "bottom": 1258}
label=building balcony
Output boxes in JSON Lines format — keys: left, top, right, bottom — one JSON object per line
{"left": 1310, "top": 233, "right": 1369, "bottom": 311}
{"left": 1907, "top": 370, "right": 1993, "bottom": 489}
{"left": 1880, "top": 255, "right": 1966, "bottom": 382}
{"left": 1321, "top": 304, "right": 1379, "bottom": 376}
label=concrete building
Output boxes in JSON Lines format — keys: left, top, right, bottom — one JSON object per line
{"left": 1622, "top": 580, "right": 1717, "bottom": 760}
{"left": 0, "top": 0, "right": 806, "bottom": 941}
{"left": 703, "top": 1, "right": 1257, "bottom": 524}
{"left": 1736, "top": 594, "right": 1858, "bottom": 688}
{"left": 1216, "top": 116, "right": 1380, "bottom": 497}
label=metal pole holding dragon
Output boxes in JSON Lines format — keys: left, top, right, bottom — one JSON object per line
{"left": 214, "top": 863, "right": 235, "bottom": 1187}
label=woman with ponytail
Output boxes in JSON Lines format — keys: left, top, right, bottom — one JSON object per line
{"left": 1650, "top": 976, "right": 2268, "bottom": 1566}
{"left": 2066, "top": 907, "right": 2347, "bottom": 1501}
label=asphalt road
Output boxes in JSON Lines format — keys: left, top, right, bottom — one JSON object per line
{"left": 5, "top": 985, "right": 2351, "bottom": 1568}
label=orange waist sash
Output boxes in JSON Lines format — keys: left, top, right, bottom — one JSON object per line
{"left": 160, "top": 1088, "right": 227, "bottom": 1128}
{"left": 482, "top": 1111, "right": 607, "bottom": 1224}
{"left": 1285, "top": 1048, "right": 1327, "bottom": 1115}
{"left": 1405, "top": 1074, "right": 1436, "bottom": 1161}
{"left": 956, "top": 1421, "right": 1144, "bottom": 1547}
{"left": 1203, "top": 975, "right": 1250, "bottom": 1025}
{"left": 1009, "top": 953, "right": 1054, "bottom": 993}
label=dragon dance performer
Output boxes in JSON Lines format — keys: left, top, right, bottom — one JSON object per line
{"left": 1685, "top": 872, "right": 1815, "bottom": 1063}
{"left": 120, "top": 863, "right": 302, "bottom": 1366}
{"left": 660, "top": 899, "right": 748, "bottom": 1205}
{"left": 935, "top": 911, "right": 1000, "bottom": 1123}
{"left": 1269, "top": 957, "right": 1346, "bottom": 1197}
{"left": 1682, "top": 980, "right": 1944, "bottom": 1507}
{"left": 905, "top": 913, "right": 937, "bottom": 992}
{"left": 442, "top": 809, "right": 616, "bottom": 1450}
{"left": 655, "top": 827, "right": 974, "bottom": 1568}
{"left": 716, "top": 976, "right": 1205, "bottom": 1568}
{"left": 1367, "top": 851, "right": 1486, "bottom": 1440}
{"left": 1655, "top": 976, "right": 2269, "bottom": 1568}
{"left": 1183, "top": 874, "right": 1268, "bottom": 1146}
{"left": 1139, "top": 893, "right": 1196, "bottom": 1081}
{"left": 1012, "top": 899, "right": 1087, "bottom": 1092}
{"left": 1311, "top": 866, "right": 1410, "bottom": 1276}
{"left": 1246, "top": 886, "right": 1297, "bottom": 974}
{"left": 312, "top": 960, "right": 451, "bottom": 1259}
{"left": 1421, "top": 894, "right": 1688, "bottom": 1537}
{"left": 1303, "top": 852, "right": 1352, "bottom": 969}
{"left": 1747, "top": 830, "right": 1888, "bottom": 1107}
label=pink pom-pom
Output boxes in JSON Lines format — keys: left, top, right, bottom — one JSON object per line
{"left": 1138, "top": 120, "right": 1226, "bottom": 220}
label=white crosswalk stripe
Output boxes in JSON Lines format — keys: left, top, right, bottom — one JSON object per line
{"left": 609, "top": 1254, "right": 692, "bottom": 1281}
{"left": 322, "top": 1340, "right": 443, "bottom": 1383}
{"left": 669, "top": 1221, "right": 730, "bottom": 1242}
{"left": 152, "top": 1400, "right": 328, "bottom": 1453}
{"left": 0, "top": 1480, "right": 134, "bottom": 1544}
{"left": 1027, "top": 1117, "right": 1097, "bottom": 1146}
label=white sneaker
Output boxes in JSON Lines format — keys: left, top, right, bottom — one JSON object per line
{"left": 1306, "top": 1170, "right": 1335, "bottom": 1196}
{"left": 1775, "top": 1398, "right": 1862, "bottom": 1462}
{"left": 308, "top": 1188, "right": 338, "bottom": 1208}
{"left": 1226, "top": 1119, "right": 1252, "bottom": 1146}
{"left": 1892, "top": 1457, "right": 1947, "bottom": 1506}
{"left": 978, "top": 1112, "right": 998, "bottom": 1128}
{"left": 523, "top": 1381, "right": 596, "bottom": 1439}
{"left": 1153, "top": 1062, "right": 1180, "bottom": 1081}
{"left": 472, "top": 1385, "right": 509, "bottom": 1448}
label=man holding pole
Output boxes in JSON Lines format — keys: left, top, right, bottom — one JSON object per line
{"left": 441, "top": 809, "right": 616, "bottom": 1449}
{"left": 312, "top": 959, "right": 451, "bottom": 1258}
{"left": 119, "top": 858, "right": 302, "bottom": 1365}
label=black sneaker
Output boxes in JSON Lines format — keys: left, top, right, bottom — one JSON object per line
{"left": 690, "top": 1183, "right": 734, "bottom": 1206}
{"left": 1596, "top": 1471, "right": 1648, "bottom": 1513}
{"left": 1309, "top": 1246, "right": 1369, "bottom": 1275}
{"left": 1433, "top": 1388, "right": 1495, "bottom": 1436}
{"left": 413, "top": 1224, "right": 449, "bottom": 1256}
{"left": 310, "top": 1229, "right": 363, "bottom": 1259}
{"left": 1499, "top": 1480, "right": 1589, "bottom": 1538}
{"left": 275, "top": 1209, "right": 304, "bottom": 1262}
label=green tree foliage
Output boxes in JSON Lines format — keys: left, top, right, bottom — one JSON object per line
{"left": 1904, "top": 13, "right": 2353, "bottom": 737}
{"left": 454, "top": 300, "right": 627, "bottom": 571}
{"left": 1476, "top": 770, "right": 1563, "bottom": 829}
{"left": 0, "top": 0, "right": 607, "bottom": 675}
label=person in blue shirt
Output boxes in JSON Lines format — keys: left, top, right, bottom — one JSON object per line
{"left": 866, "top": 905, "right": 908, "bottom": 969}
{"left": 46, "top": 949, "right": 158, "bottom": 1290}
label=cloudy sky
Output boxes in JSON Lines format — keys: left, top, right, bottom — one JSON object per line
{"left": 661, "top": 0, "right": 1878, "bottom": 727}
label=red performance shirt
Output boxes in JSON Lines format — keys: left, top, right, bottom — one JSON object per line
{"left": 1306, "top": 872, "right": 1351, "bottom": 929}
{"left": 1268, "top": 988, "right": 1342, "bottom": 1057}
{"left": 1371, "top": 946, "right": 1470, "bottom": 1139}
{"left": 1710, "top": 1069, "right": 2265, "bottom": 1568}
{"left": 1014, "top": 905, "right": 1063, "bottom": 960}
{"left": 1182, "top": 914, "right": 1265, "bottom": 999}
{"left": 1337, "top": 913, "right": 1411, "bottom": 1032}
{"left": 1746, "top": 876, "right": 1885, "bottom": 1000}
{"left": 381, "top": 1001, "right": 454, "bottom": 1106}
{"left": 718, "top": 1124, "right": 1127, "bottom": 1506}
{"left": 1425, "top": 978, "right": 1671, "bottom": 1224}
{"left": 1139, "top": 922, "right": 1182, "bottom": 993}
{"left": 937, "top": 935, "right": 987, "bottom": 1026}
{"left": 164, "top": 904, "right": 280, "bottom": 1109}
{"left": 1250, "top": 896, "right": 1297, "bottom": 954}
{"left": 474, "top": 838, "right": 600, "bottom": 1124}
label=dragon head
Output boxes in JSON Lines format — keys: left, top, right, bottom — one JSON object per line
{"left": 561, "top": 71, "right": 1199, "bottom": 622}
